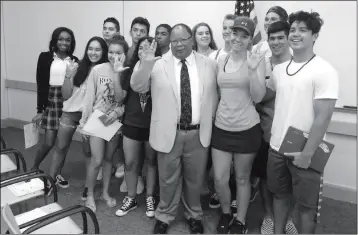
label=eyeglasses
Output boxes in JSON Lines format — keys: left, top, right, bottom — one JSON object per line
{"left": 170, "top": 36, "right": 192, "bottom": 45}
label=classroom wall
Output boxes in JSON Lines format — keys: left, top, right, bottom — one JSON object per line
{"left": 122, "top": 1, "right": 356, "bottom": 108}
{"left": 1, "top": 1, "right": 357, "bottom": 202}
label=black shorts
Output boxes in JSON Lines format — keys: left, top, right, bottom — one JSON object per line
{"left": 267, "top": 148, "right": 324, "bottom": 210}
{"left": 211, "top": 124, "right": 261, "bottom": 153}
{"left": 122, "top": 124, "right": 150, "bottom": 142}
{"left": 251, "top": 139, "right": 269, "bottom": 179}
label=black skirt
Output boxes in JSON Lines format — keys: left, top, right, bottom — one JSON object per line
{"left": 211, "top": 124, "right": 262, "bottom": 153}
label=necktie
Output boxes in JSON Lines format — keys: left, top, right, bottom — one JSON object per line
{"left": 179, "top": 59, "right": 192, "bottom": 126}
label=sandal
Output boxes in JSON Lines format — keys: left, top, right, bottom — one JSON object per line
{"left": 100, "top": 196, "right": 117, "bottom": 208}
{"left": 85, "top": 199, "right": 97, "bottom": 213}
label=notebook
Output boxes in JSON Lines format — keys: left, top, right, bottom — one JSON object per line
{"left": 279, "top": 126, "right": 335, "bottom": 173}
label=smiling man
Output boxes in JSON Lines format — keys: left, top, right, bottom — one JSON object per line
{"left": 266, "top": 11, "right": 339, "bottom": 234}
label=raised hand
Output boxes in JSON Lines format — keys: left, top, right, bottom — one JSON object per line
{"left": 247, "top": 48, "right": 266, "bottom": 70}
{"left": 65, "top": 59, "right": 78, "bottom": 78}
{"left": 113, "top": 54, "right": 130, "bottom": 73}
{"left": 141, "top": 39, "right": 161, "bottom": 62}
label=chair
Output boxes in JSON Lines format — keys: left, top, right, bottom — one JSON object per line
{"left": 1, "top": 170, "right": 57, "bottom": 208}
{"left": 2, "top": 203, "right": 100, "bottom": 234}
{"left": 1, "top": 148, "right": 27, "bottom": 179}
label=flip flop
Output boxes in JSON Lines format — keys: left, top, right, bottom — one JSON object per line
{"left": 100, "top": 196, "right": 117, "bottom": 208}
{"left": 85, "top": 199, "right": 97, "bottom": 213}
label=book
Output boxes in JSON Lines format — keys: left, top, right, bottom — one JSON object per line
{"left": 279, "top": 126, "right": 335, "bottom": 173}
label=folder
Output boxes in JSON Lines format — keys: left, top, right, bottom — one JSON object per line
{"left": 279, "top": 126, "right": 335, "bottom": 173}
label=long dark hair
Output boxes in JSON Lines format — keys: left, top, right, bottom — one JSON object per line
{"left": 192, "top": 22, "right": 218, "bottom": 51}
{"left": 124, "top": 36, "right": 161, "bottom": 83}
{"left": 49, "top": 27, "right": 76, "bottom": 55}
{"left": 73, "top": 37, "right": 108, "bottom": 87}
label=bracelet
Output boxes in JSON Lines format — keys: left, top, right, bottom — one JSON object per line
{"left": 65, "top": 75, "right": 71, "bottom": 79}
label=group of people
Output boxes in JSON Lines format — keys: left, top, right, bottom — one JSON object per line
{"left": 31, "top": 5, "right": 339, "bottom": 234}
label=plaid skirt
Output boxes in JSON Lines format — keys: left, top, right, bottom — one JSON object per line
{"left": 40, "top": 86, "right": 63, "bottom": 130}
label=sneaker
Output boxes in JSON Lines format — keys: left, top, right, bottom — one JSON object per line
{"left": 231, "top": 200, "right": 237, "bottom": 217}
{"left": 137, "top": 176, "right": 144, "bottom": 195}
{"left": 115, "top": 196, "right": 138, "bottom": 217}
{"left": 56, "top": 175, "right": 69, "bottom": 188}
{"left": 115, "top": 164, "right": 125, "bottom": 178}
{"left": 81, "top": 187, "right": 88, "bottom": 201}
{"left": 97, "top": 167, "right": 103, "bottom": 181}
{"left": 120, "top": 177, "right": 127, "bottom": 192}
{"left": 260, "top": 215, "right": 274, "bottom": 234}
{"left": 217, "top": 213, "right": 234, "bottom": 234}
{"left": 285, "top": 218, "right": 298, "bottom": 234}
{"left": 250, "top": 177, "right": 260, "bottom": 202}
{"left": 145, "top": 196, "right": 156, "bottom": 218}
{"left": 209, "top": 193, "right": 221, "bottom": 209}
{"left": 229, "top": 219, "right": 248, "bottom": 234}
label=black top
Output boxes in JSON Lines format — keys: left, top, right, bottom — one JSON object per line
{"left": 122, "top": 74, "right": 152, "bottom": 129}
{"left": 36, "top": 51, "right": 79, "bottom": 113}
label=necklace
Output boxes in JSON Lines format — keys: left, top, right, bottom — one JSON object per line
{"left": 286, "top": 54, "right": 316, "bottom": 76}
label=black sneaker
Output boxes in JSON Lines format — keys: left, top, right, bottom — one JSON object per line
{"left": 81, "top": 187, "right": 88, "bottom": 201}
{"left": 115, "top": 196, "right": 138, "bottom": 217}
{"left": 250, "top": 177, "right": 260, "bottom": 202}
{"left": 56, "top": 175, "right": 69, "bottom": 188}
{"left": 146, "top": 196, "right": 156, "bottom": 218}
{"left": 217, "top": 213, "right": 233, "bottom": 234}
{"left": 230, "top": 200, "right": 237, "bottom": 217}
{"left": 229, "top": 220, "right": 248, "bottom": 234}
{"left": 209, "top": 193, "right": 221, "bottom": 209}
{"left": 154, "top": 220, "right": 168, "bottom": 234}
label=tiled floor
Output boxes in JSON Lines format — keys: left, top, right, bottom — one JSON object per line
{"left": 1, "top": 127, "right": 357, "bottom": 234}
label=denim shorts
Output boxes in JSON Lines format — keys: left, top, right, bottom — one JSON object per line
{"left": 59, "top": 111, "right": 82, "bottom": 128}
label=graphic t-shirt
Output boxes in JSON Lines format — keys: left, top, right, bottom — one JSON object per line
{"left": 80, "top": 62, "right": 124, "bottom": 128}
{"left": 122, "top": 62, "right": 152, "bottom": 128}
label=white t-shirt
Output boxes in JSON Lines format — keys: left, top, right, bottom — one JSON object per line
{"left": 209, "top": 49, "right": 228, "bottom": 62}
{"left": 267, "top": 56, "right": 339, "bottom": 151}
{"left": 49, "top": 53, "right": 71, "bottom": 86}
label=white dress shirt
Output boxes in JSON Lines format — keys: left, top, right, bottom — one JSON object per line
{"left": 173, "top": 52, "right": 200, "bottom": 125}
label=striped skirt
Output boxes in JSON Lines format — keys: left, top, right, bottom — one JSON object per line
{"left": 40, "top": 86, "right": 63, "bottom": 130}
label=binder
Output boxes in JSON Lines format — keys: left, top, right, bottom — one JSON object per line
{"left": 279, "top": 126, "right": 335, "bottom": 173}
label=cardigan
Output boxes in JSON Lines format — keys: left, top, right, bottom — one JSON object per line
{"left": 36, "top": 51, "right": 79, "bottom": 113}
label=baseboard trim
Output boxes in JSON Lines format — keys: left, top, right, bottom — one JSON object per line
{"left": 1, "top": 117, "right": 357, "bottom": 204}
{"left": 323, "top": 183, "right": 357, "bottom": 204}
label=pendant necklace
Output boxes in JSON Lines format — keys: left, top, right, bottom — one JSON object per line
{"left": 286, "top": 54, "right": 316, "bottom": 76}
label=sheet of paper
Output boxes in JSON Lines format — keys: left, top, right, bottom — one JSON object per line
{"left": 83, "top": 109, "right": 122, "bottom": 141}
{"left": 23, "top": 123, "right": 39, "bottom": 149}
{"left": 7, "top": 178, "right": 44, "bottom": 197}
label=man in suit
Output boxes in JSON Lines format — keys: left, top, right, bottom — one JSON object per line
{"left": 131, "top": 23, "right": 218, "bottom": 234}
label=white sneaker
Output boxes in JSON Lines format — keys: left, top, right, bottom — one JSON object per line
{"left": 285, "top": 218, "right": 298, "bottom": 234}
{"left": 120, "top": 177, "right": 127, "bottom": 192}
{"left": 145, "top": 196, "right": 156, "bottom": 218}
{"left": 137, "top": 176, "right": 144, "bottom": 195}
{"left": 97, "top": 167, "right": 103, "bottom": 181}
{"left": 260, "top": 215, "right": 274, "bottom": 234}
{"left": 115, "top": 164, "right": 125, "bottom": 178}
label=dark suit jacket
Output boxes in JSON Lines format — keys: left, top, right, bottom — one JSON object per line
{"left": 36, "top": 51, "right": 79, "bottom": 113}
